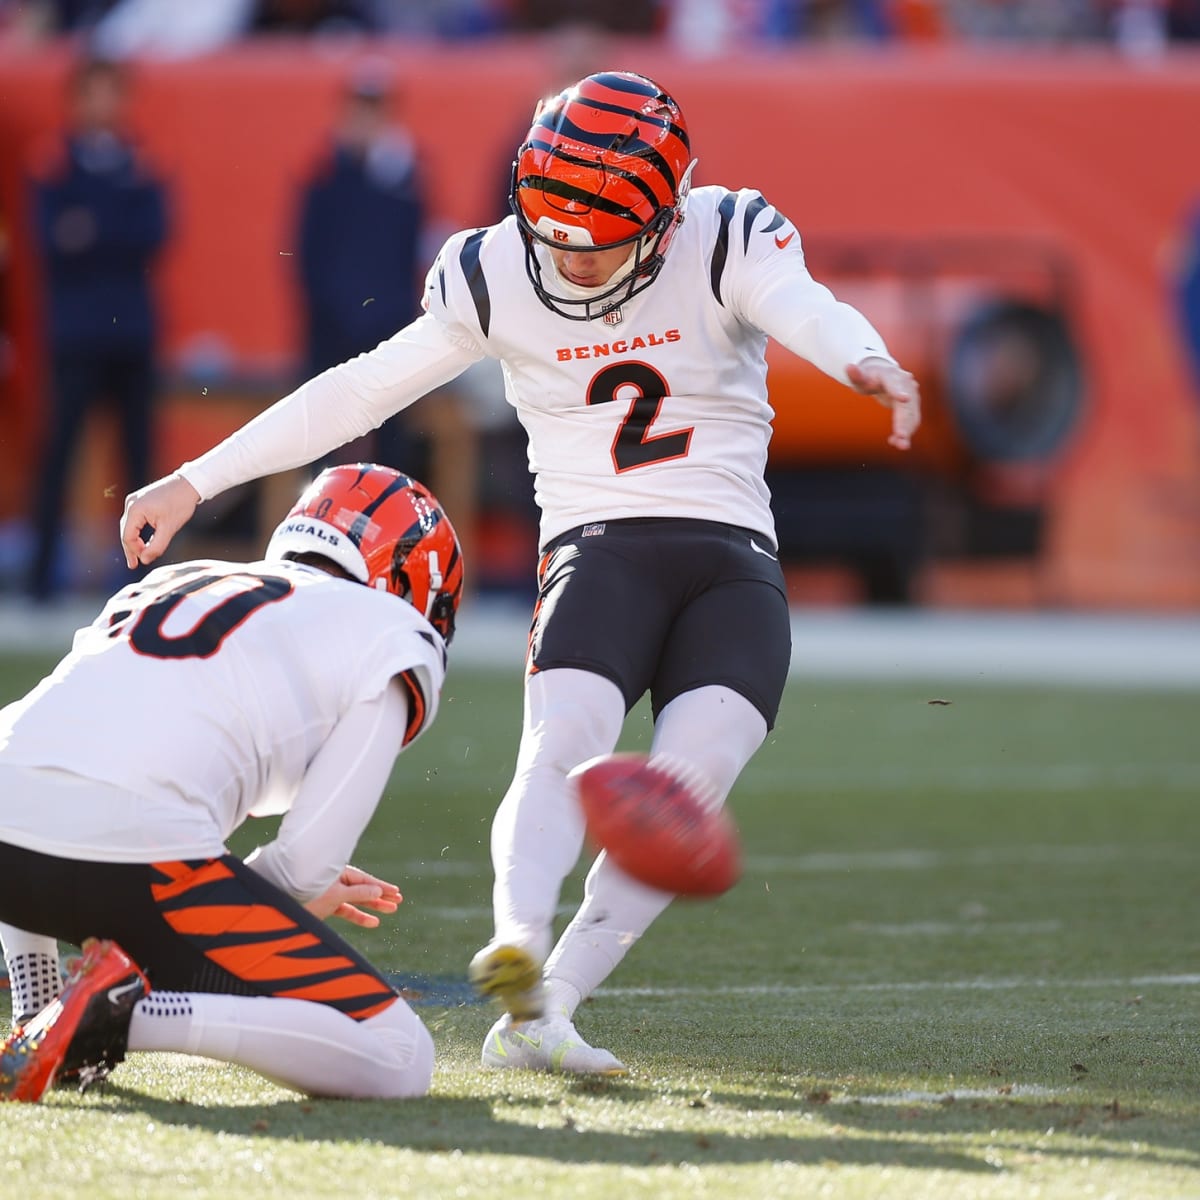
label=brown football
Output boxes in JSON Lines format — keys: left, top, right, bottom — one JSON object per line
{"left": 572, "top": 752, "right": 741, "bottom": 897}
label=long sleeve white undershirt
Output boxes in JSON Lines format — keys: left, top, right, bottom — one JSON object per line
{"left": 243, "top": 679, "right": 410, "bottom": 903}
{"left": 180, "top": 314, "right": 481, "bottom": 502}
{"left": 739, "top": 252, "right": 897, "bottom": 385}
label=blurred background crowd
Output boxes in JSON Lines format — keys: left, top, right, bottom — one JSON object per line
{"left": 0, "top": 0, "right": 1198, "bottom": 53}
{"left": 0, "top": 0, "right": 1198, "bottom": 612}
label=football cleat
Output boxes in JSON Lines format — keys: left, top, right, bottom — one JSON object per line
{"left": 481, "top": 1012, "right": 627, "bottom": 1076}
{"left": 467, "top": 942, "right": 545, "bottom": 1022}
{"left": 0, "top": 938, "right": 149, "bottom": 1102}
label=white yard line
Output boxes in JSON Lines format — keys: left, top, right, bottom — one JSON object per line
{"left": 599, "top": 974, "right": 1200, "bottom": 998}
{"left": 396, "top": 761, "right": 1200, "bottom": 794}
{"left": 398, "top": 843, "right": 1188, "bottom": 883}
{"left": 744, "top": 763, "right": 1200, "bottom": 793}
{"left": 846, "top": 920, "right": 1063, "bottom": 937}
{"left": 744, "top": 843, "right": 1189, "bottom": 872}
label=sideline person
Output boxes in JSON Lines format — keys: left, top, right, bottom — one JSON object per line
{"left": 119, "top": 72, "right": 920, "bottom": 1075}
{"left": 28, "top": 53, "right": 168, "bottom": 600}
{"left": 2, "top": 464, "right": 462, "bottom": 1101}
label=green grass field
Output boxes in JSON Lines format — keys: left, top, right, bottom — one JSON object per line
{"left": 2, "top": 650, "right": 1198, "bottom": 1199}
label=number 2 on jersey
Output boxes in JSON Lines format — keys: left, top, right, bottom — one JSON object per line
{"left": 587, "top": 361, "right": 694, "bottom": 472}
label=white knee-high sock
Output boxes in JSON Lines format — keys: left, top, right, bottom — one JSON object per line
{"left": 0, "top": 923, "right": 62, "bottom": 1025}
{"left": 489, "top": 668, "right": 625, "bottom": 962}
{"left": 127, "top": 992, "right": 433, "bottom": 1099}
{"left": 544, "top": 686, "right": 768, "bottom": 1013}
{"left": 543, "top": 854, "right": 674, "bottom": 1020}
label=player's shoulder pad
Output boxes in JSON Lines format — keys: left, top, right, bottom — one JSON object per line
{"left": 422, "top": 218, "right": 515, "bottom": 342}
{"left": 705, "top": 186, "right": 802, "bottom": 309}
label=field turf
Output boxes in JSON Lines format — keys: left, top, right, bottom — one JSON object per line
{"left": 1, "top": 651, "right": 1197, "bottom": 1199}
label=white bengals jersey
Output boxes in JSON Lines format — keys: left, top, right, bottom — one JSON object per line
{"left": 0, "top": 559, "right": 445, "bottom": 863}
{"left": 424, "top": 185, "right": 892, "bottom": 548}
{"left": 180, "top": 186, "right": 894, "bottom": 552}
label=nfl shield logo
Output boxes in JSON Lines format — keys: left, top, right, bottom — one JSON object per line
{"left": 603, "top": 307, "right": 623, "bottom": 326}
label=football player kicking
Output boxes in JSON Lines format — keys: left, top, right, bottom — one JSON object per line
{"left": 119, "top": 72, "right": 921, "bottom": 1075}
{"left": 1, "top": 464, "right": 463, "bottom": 1101}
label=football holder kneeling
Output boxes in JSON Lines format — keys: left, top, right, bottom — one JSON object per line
{"left": 570, "top": 752, "right": 741, "bottom": 897}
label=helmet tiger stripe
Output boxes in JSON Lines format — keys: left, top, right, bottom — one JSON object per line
{"left": 510, "top": 71, "right": 697, "bottom": 320}
{"left": 265, "top": 464, "right": 464, "bottom": 643}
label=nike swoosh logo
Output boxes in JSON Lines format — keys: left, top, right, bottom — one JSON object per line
{"left": 107, "top": 978, "right": 145, "bottom": 1005}
{"left": 514, "top": 1033, "right": 543, "bottom": 1051}
{"left": 774, "top": 232, "right": 794, "bottom": 249}
{"left": 750, "top": 539, "right": 778, "bottom": 561}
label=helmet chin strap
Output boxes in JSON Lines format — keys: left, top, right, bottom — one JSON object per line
{"left": 539, "top": 243, "right": 637, "bottom": 301}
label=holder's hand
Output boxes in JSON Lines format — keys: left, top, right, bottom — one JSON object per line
{"left": 304, "top": 865, "right": 404, "bottom": 928}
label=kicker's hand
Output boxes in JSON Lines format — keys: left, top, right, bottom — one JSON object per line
{"left": 305, "top": 865, "right": 404, "bottom": 928}
{"left": 121, "top": 473, "right": 202, "bottom": 568}
{"left": 847, "top": 356, "right": 922, "bottom": 451}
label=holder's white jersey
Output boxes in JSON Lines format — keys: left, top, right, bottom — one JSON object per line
{"left": 180, "top": 187, "right": 894, "bottom": 552}
{"left": 0, "top": 559, "right": 445, "bottom": 871}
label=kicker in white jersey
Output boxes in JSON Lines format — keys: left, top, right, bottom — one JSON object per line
{"left": 420, "top": 186, "right": 894, "bottom": 549}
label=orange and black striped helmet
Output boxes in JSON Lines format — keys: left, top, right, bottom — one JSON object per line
{"left": 510, "top": 71, "right": 696, "bottom": 320}
{"left": 265, "top": 464, "right": 464, "bottom": 643}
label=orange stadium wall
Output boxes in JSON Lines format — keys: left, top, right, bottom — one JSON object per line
{"left": 1, "top": 41, "right": 1198, "bottom": 609}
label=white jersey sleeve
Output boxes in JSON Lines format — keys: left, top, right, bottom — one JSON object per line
{"left": 713, "top": 188, "right": 896, "bottom": 382}
{"left": 180, "top": 315, "right": 480, "bottom": 502}
{"left": 242, "top": 679, "right": 409, "bottom": 902}
{"left": 0, "top": 560, "right": 447, "bottom": 876}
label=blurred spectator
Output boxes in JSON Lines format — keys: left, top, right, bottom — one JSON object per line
{"left": 7, "top": 1, "right": 121, "bottom": 34}
{"left": 56, "top": 0, "right": 384, "bottom": 55}
{"left": 506, "top": 1, "right": 660, "bottom": 33}
{"left": 1167, "top": 0, "right": 1200, "bottom": 36}
{"left": 249, "top": 0, "right": 380, "bottom": 33}
{"left": 88, "top": 0, "right": 252, "bottom": 58}
{"left": 943, "top": 0, "right": 1107, "bottom": 42}
{"left": 294, "top": 62, "right": 425, "bottom": 473}
{"left": 1109, "top": 0, "right": 1169, "bottom": 54}
{"left": 762, "top": 0, "right": 894, "bottom": 40}
{"left": 294, "top": 62, "right": 486, "bottom": 583}
{"left": 371, "top": 0, "right": 509, "bottom": 37}
{"left": 27, "top": 55, "right": 168, "bottom": 601}
{"left": 1106, "top": 0, "right": 1200, "bottom": 50}
{"left": 665, "top": 0, "right": 899, "bottom": 46}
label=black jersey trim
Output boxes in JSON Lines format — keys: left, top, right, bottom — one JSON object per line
{"left": 458, "top": 230, "right": 490, "bottom": 339}
{"left": 710, "top": 192, "right": 738, "bottom": 307}
{"left": 742, "top": 194, "right": 770, "bottom": 252}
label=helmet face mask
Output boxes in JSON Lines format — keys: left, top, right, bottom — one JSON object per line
{"left": 510, "top": 71, "right": 695, "bottom": 321}
{"left": 265, "top": 464, "right": 464, "bottom": 643}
